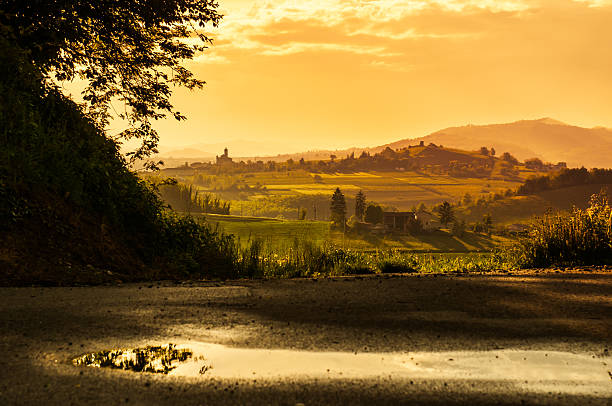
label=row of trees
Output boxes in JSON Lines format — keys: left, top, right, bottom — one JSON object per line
{"left": 517, "top": 168, "right": 612, "bottom": 195}
{"left": 159, "top": 184, "right": 231, "bottom": 215}
{"left": 330, "top": 189, "right": 496, "bottom": 235}
{"left": 330, "top": 188, "right": 386, "bottom": 228}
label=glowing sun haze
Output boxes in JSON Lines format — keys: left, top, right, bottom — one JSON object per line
{"left": 147, "top": 0, "right": 612, "bottom": 156}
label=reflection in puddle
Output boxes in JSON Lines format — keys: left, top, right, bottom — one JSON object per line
{"left": 74, "top": 343, "right": 612, "bottom": 395}
{"left": 74, "top": 344, "right": 192, "bottom": 374}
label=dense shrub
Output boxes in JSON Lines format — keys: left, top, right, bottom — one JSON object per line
{"left": 364, "top": 204, "right": 384, "bottom": 224}
{"left": 512, "top": 191, "right": 612, "bottom": 267}
{"left": 153, "top": 213, "right": 239, "bottom": 278}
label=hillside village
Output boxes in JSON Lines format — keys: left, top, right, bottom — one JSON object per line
{"left": 174, "top": 142, "right": 565, "bottom": 180}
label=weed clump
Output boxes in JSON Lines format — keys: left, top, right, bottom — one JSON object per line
{"left": 512, "top": 191, "right": 612, "bottom": 268}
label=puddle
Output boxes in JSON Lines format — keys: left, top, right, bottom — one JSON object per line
{"left": 73, "top": 344, "right": 192, "bottom": 374}
{"left": 74, "top": 343, "right": 612, "bottom": 394}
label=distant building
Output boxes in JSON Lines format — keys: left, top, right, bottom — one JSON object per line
{"left": 383, "top": 211, "right": 417, "bottom": 233}
{"left": 216, "top": 148, "right": 233, "bottom": 166}
{"left": 416, "top": 210, "right": 441, "bottom": 231}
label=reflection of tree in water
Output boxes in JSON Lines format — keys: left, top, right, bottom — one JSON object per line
{"left": 74, "top": 344, "right": 192, "bottom": 374}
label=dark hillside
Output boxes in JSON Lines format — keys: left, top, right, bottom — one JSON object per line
{"left": 457, "top": 184, "right": 612, "bottom": 225}
{"left": 0, "top": 37, "right": 236, "bottom": 285}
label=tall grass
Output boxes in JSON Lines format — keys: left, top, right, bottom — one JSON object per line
{"left": 230, "top": 237, "right": 514, "bottom": 278}
{"left": 513, "top": 191, "right": 612, "bottom": 267}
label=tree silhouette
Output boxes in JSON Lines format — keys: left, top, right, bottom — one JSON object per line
{"left": 482, "top": 214, "right": 493, "bottom": 235}
{"left": 502, "top": 152, "right": 519, "bottom": 165}
{"left": 0, "top": 0, "right": 222, "bottom": 163}
{"left": 365, "top": 204, "right": 384, "bottom": 224}
{"left": 355, "top": 190, "right": 366, "bottom": 221}
{"left": 437, "top": 201, "right": 455, "bottom": 226}
{"left": 330, "top": 188, "right": 346, "bottom": 227}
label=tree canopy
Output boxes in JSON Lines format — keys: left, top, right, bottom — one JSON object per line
{"left": 0, "top": 0, "right": 222, "bottom": 162}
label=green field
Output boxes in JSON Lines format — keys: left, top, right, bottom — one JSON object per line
{"left": 198, "top": 214, "right": 514, "bottom": 253}
{"left": 163, "top": 168, "right": 542, "bottom": 220}
{"left": 200, "top": 215, "right": 330, "bottom": 249}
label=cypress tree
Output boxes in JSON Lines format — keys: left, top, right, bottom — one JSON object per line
{"left": 330, "top": 187, "right": 346, "bottom": 227}
{"left": 355, "top": 190, "right": 366, "bottom": 221}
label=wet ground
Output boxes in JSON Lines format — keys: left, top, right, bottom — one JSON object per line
{"left": 0, "top": 271, "right": 611, "bottom": 405}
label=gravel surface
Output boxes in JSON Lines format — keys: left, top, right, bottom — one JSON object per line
{"left": 0, "top": 271, "right": 610, "bottom": 405}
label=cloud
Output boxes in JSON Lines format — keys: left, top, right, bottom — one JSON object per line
{"left": 191, "top": 52, "right": 231, "bottom": 64}
{"left": 258, "top": 42, "right": 400, "bottom": 57}
{"left": 188, "top": 0, "right": 612, "bottom": 76}
{"left": 574, "top": 0, "right": 612, "bottom": 7}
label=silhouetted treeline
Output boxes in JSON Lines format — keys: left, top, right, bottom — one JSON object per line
{"left": 159, "top": 184, "right": 231, "bottom": 214}
{"left": 517, "top": 168, "right": 612, "bottom": 195}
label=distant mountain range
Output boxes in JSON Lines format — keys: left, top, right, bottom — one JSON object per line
{"left": 158, "top": 118, "right": 612, "bottom": 168}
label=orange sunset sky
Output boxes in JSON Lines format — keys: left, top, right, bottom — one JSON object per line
{"left": 117, "top": 0, "right": 612, "bottom": 156}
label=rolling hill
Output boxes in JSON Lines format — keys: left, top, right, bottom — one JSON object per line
{"left": 380, "top": 118, "right": 612, "bottom": 168}
{"left": 164, "top": 118, "right": 611, "bottom": 168}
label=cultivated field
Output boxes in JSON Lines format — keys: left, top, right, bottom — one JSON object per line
{"left": 163, "top": 168, "right": 543, "bottom": 219}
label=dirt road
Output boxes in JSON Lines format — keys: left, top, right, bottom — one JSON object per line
{"left": 0, "top": 272, "right": 610, "bottom": 405}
